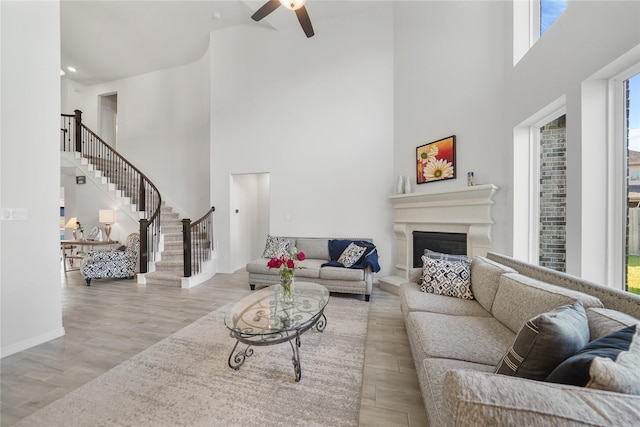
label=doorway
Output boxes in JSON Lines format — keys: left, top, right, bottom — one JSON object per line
{"left": 99, "top": 93, "right": 118, "bottom": 147}
{"left": 229, "top": 173, "right": 270, "bottom": 271}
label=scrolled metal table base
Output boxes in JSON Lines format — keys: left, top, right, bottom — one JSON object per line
{"left": 227, "top": 311, "right": 327, "bottom": 382}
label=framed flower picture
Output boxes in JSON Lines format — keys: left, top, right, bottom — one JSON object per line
{"left": 416, "top": 135, "right": 456, "bottom": 184}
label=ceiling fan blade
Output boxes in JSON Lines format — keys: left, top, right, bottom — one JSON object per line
{"left": 252, "top": 0, "right": 281, "bottom": 22}
{"left": 295, "top": 6, "right": 314, "bottom": 38}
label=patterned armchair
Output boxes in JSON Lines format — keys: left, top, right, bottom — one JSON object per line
{"left": 81, "top": 233, "right": 140, "bottom": 286}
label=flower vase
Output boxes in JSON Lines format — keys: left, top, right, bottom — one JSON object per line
{"left": 280, "top": 269, "right": 295, "bottom": 304}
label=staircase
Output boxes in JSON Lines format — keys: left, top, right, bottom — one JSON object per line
{"left": 143, "top": 204, "right": 186, "bottom": 287}
{"left": 61, "top": 111, "right": 216, "bottom": 288}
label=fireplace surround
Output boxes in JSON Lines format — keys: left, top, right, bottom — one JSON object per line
{"left": 380, "top": 184, "right": 499, "bottom": 293}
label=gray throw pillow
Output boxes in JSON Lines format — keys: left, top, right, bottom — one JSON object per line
{"left": 423, "top": 249, "right": 469, "bottom": 263}
{"left": 545, "top": 324, "right": 640, "bottom": 395}
{"left": 495, "top": 300, "right": 589, "bottom": 381}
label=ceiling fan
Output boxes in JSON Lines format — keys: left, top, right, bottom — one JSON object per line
{"left": 251, "top": 0, "right": 314, "bottom": 38}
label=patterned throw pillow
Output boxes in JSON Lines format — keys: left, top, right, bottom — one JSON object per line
{"left": 420, "top": 256, "right": 473, "bottom": 299}
{"left": 495, "top": 301, "right": 589, "bottom": 381}
{"left": 337, "top": 243, "right": 367, "bottom": 267}
{"left": 262, "top": 235, "right": 290, "bottom": 259}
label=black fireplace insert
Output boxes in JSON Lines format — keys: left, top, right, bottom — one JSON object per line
{"left": 413, "top": 231, "right": 467, "bottom": 267}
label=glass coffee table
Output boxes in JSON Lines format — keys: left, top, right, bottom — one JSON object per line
{"left": 224, "top": 281, "right": 330, "bottom": 382}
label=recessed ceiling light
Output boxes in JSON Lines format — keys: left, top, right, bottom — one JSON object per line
{"left": 67, "top": 66, "right": 77, "bottom": 72}
{"left": 60, "top": 69, "right": 66, "bottom": 76}
{"left": 213, "top": 12, "right": 221, "bottom": 19}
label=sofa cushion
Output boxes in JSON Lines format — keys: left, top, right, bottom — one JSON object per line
{"left": 491, "top": 273, "right": 604, "bottom": 333}
{"left": 420, "top": 358, "right": 495, "bottom": 427}
{"left": 262, "top": 235, "right": 291, "bottom": 258}
{"left": 470, "top": 256, "right": 516, "bottom": 313}
{"left": 420, "top": 257, "right": 473, "bottom": 300}
{"left": 400, "top": 283, "right": 491, "bottom": 317}
{"left": 294, "top": 238, "right": 329, "bottom": 260}
{"left": 292, "top": 259, "right": 324, "bottom": 279}
{"left": 407, "top": 311, "right": 514, "bottom": 366}
{"left": 546, "top": 324, "right": 640, "bottom": 395}
{"left": 495, "top": 301, "right": 589, "bottom": 381}
{"left": 337, "top": 242, "right": 367, "bottom": 267}
{"left": 586, "top": 307, "right": 640, "bottom": 341}
{"left": 319, "top": 266, "right": 365, "bottom": 281}
{"left": 444, "top": 369, "right": 640, "bottom": 426}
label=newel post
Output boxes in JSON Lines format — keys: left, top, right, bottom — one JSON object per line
{"left": 183, "top": 219, "right": 192, "bottom": 277}
{"left": 139, "top": 219, "right": 149, "bottom": 274}
{"left": 74, "top": 109, "right": 82, "bottom": 153}
{"left": 139, "top": 176, "right": 146, "bottom": 212}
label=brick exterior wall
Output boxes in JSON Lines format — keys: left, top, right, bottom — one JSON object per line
{"left": 539, "top": 115, "right": 567, "bottom": 271}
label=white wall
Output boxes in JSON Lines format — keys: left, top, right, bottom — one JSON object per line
{"left": 61, "top": 78, "right": 87, "bottom": 115}
{"left": 1, "top": 0, "right": 64, "bottom": 357}
{"left": 210, "top": 6, "right": 395, "bottom": 274}
{"left": 394, "top": 0, "right": 510, "bottom": 256}
{"left": 64, "top": 53, "right": 211, "bottom": 219}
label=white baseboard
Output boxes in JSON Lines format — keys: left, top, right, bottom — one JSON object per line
{"left": 1, "top": 327, "right": 66, "bottom": 358}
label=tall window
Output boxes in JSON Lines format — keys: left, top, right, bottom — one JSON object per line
{"left": 625, "top": 73, "right": 640, "bottom": 295}
{"left": 540, "top": 0, "right": 567, "bottom": 35}
{"left": 514, "top": 0, "right": 568, "bottom": 65}
{"left": 539, "top": 115, "right": 567, "bottom": 271}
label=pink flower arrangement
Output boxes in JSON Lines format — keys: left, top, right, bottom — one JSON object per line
{"left": 268, "top": 249, "right": 306, "bottom": 301}
{"left": 267, "top": 250, "right": 306, "bottom": 271}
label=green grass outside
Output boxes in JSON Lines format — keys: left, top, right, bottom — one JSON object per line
{"left": 627, "top": 255, "right": 640, "bottom": 295}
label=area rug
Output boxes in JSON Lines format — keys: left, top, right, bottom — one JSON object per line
{"left": 17, "top": 297, "right": 369, "bottom": 427}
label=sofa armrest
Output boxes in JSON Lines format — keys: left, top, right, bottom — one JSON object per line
{"left": 443, "top": 369, "right": 640, "bottom": 426}
{"left": 408, "top": 267, "right": 422, "bottom": 284}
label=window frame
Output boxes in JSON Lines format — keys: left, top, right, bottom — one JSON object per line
{"left": 608, "top": 64, "right": 640, "bottom": 289}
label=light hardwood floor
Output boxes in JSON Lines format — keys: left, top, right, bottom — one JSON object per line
{"left": 1, "top": 265, "right": 427, "bottom": 426}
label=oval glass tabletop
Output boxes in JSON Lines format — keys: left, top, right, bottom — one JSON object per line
{"left": 224, "top": 281, "right": 330, "bottom": 336}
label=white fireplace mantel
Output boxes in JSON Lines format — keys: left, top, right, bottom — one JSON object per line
{"left": 379, "top": 184, "right": 499, "bottom": 293}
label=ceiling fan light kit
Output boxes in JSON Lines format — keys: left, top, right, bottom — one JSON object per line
{"left": 252, "top": 0, "right": 315, "bottom": 38}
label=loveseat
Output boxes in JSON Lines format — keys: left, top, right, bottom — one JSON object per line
{"left": 246, "top": 236, "right": 380, "bottom": 301}
{"left": 401, "top": 251, "right": 640, "bottom": 426}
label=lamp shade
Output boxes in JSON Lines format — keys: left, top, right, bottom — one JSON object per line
{"left": 64, "top": 217, "right": 78, "bottom": 229}
{"left": 99, "top": 210, "right": 116, "bottom": 224}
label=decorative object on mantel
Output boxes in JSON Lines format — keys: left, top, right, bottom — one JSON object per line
{"left": 403, "top": 175, "right": 412, "bottom": 193}
{"left": 267, "top": 249, "right": 306, "bottom": 303}
{"left": 467, "top": 172, "right": 475, "bottom": 186}
{"left": 416, "top": 135, "right": 456, "bottom": 184}
{"left": 396, "top": 175, "right": 404, "bottom": 194}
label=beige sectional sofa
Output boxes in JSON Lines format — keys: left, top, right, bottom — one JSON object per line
{"left": 401, "top": 252, "right": 640, "bottom": 426}
{"left": 246, "top": 237, "right": 378, "bottom": 301}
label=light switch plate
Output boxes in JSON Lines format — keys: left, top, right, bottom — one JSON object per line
{"left": 1, "top": 208, "right": 28, "bottom": 221}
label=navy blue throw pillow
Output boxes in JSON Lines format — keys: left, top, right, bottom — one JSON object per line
{"left": 545, "top": 324, "right": 637, "bottom": 387}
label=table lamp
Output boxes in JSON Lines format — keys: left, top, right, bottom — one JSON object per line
{"left": 99, "top": 210, "right": 116, "bottom": 242}
{"left": 65, "top": 217, "right": 78, "bottom": 240}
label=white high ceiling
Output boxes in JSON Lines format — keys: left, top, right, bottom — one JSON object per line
{"left": 61, "top": 0, "right": 388, "bottom": 86}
